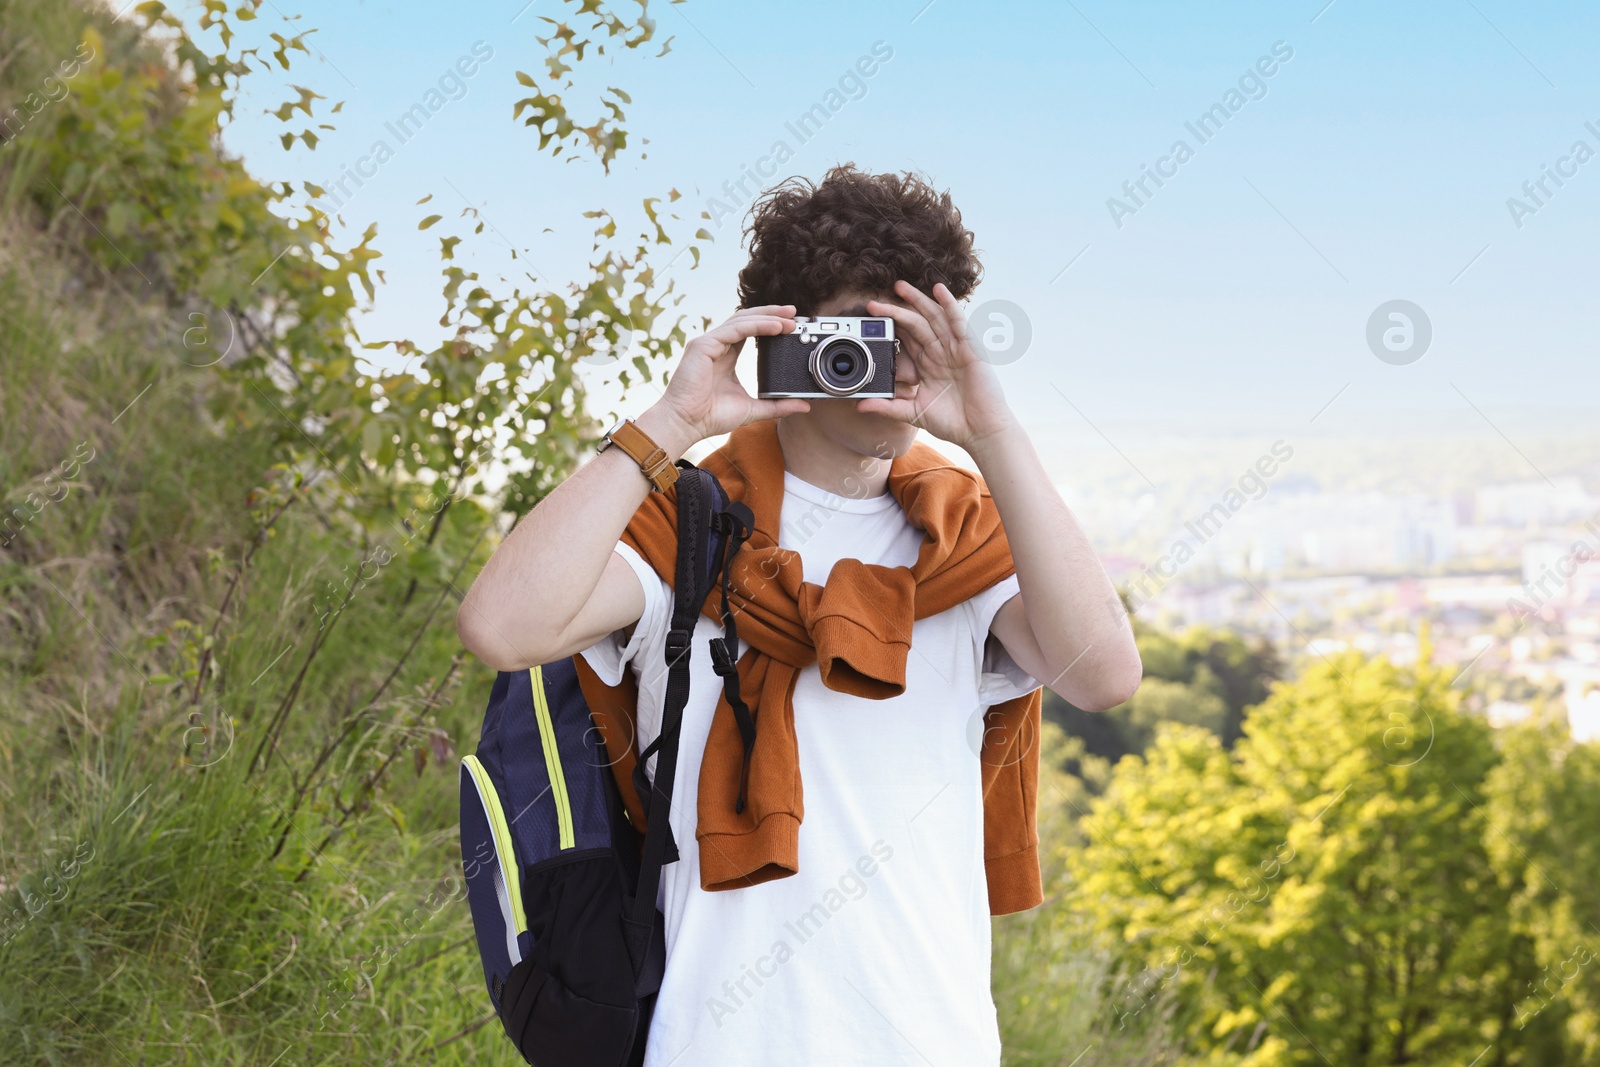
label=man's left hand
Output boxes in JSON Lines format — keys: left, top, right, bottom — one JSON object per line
{"left": 856, "top": 280, "right": 1018, "bottom": 451}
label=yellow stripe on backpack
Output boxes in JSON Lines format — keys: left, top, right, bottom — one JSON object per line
{"left": 461, "top": 753, "right": 526, "bottom": 936}
{"left": 531, "top": 665, "right": 576, "bottom": 851}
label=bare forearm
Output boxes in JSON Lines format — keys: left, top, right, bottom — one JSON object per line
{"left": 456, "top": 306, "right": 806, "bottom": 670}
{"left": 456, "top": 402, "right": 697, "bottom": 670}
{"left": 969, "top": 423, "right": 1141, "bottom": 708}
{"left": 847, "top": 279, "right": 1139, "bottom": 705}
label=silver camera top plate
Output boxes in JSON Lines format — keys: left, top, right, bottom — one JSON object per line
{"left": 792, "top": 316, "right": 897, "bottom": 344}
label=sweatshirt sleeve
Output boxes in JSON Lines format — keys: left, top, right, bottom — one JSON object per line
{"left": 969, "top": 578, "right": 1046, "bottom": 914}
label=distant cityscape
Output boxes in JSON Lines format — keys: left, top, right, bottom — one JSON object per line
{"left": 1042, "top": 427, "right": 1600, "bottom": 743}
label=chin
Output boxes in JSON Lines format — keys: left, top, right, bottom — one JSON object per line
{"left": 870, "top": 418, "right": 920, "bottom": 459}
{"left": 809, "top": 400, "right": 918, "bottom": 460}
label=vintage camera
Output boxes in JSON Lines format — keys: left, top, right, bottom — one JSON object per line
{"left": 756, "top": 316, "right": 898, "bottom": 399}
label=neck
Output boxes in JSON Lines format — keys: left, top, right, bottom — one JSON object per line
{"left": 774, "top": 414, "right": 892, "bottom": 498}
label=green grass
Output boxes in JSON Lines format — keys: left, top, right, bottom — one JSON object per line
{"left": 0, "top": 232, "right": 509, "bottom": 1062}
{"left": 0, "top": 10, "right": 505, "bottom": 1055}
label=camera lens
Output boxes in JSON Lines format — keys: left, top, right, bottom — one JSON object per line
{"left": 808, "top": 336, "right": 875, "bottom": 396}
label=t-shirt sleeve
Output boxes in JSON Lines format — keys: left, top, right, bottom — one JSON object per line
{"left": 577, "top": 541, "right": 670, "bottom": 686}
{"left": 967, "top": 573, "right": 1042, "bottom": 705}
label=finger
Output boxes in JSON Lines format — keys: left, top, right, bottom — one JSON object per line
{"left": 709, "top": 306, "right": 796, "bottom": 343}
{"left": 891, "top": 353, "right": 922, "bottom": 390}
{"left": 725, "top": 304, "right": 796, "bottom": 325}
{"left": 888, "top": 378, "right": 921, "bottom": 402}
{"left": 712, "top": 314, "right": 795, "bottom": 336}
{"left": 714, "top": 310, "right": 796, "bottom": 338}
{"left": 864, "top": 298, "right": 939, "bottom": 354}
{"left": 931, "top": 283, "right": 972, "bottom": 350}
{"left": 893, "top": 280, "right": 959, "bottom": 352}
{"left": 745, "top": 398, "right": 811, "bottom": 423}
{"left": 853, "top": 396, "right": 923, "bottom": 426}
{"left": 865, "top": 301, "right": 938, "bottom": 383}
{"left": 703, "top": 315, "right": 795, "bottom": 351}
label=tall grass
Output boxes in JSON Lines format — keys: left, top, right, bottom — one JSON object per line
{"left": 0, "top": 7, "right": 501, "bottom": 1057}
{"left": 0, "top": 216, "right": 505, "bottom": 1062}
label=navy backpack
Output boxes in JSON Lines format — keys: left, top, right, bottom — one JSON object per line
{"left": 459, "top": 462, "right": 754, "bottom": 1066}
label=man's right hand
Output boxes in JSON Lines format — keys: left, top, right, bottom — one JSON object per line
{"left": 457, "top": 306, "right": 811, "bottom": 672}
{"left": 641, "top": 305, "right": 810, "bottom": 454}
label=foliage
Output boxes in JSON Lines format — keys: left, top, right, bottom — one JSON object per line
{"left": 1046, "top": 624, "right": 1280, "bottom": 768}
{"left": 1067, "top": 643, "right": 1584, "bottom": 1066}
{"left": 512, "top": 0, "right": 674, "bottom": 170}
{"left": 993, "top": 722, "right": 1189, "bottom": 1065}
{"left": 1483, "top": 718, "right": 1600, "bottom": 1063}
{"left": 0, "top": 0, "right": 702, "bottom": 1061}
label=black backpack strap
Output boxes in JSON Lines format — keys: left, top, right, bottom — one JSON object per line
{"left": 629, "top": 466, "right": 711, "bottom": 932}
{"left": 630, "top": 498, "right": 756, "bottom": 820}
{"left": 707, "top": 502, "right": 756, "bottom": 813}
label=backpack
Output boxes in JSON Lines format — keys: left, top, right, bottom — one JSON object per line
{"left": 459, "top": 462, "right": 754, "bottom": 1066}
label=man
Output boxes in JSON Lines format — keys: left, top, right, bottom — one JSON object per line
{"left": 457, "top": 164, "right": 1141, "bottom": 1066}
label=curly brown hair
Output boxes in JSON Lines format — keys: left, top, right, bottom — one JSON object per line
{"left": 736, "top": 164, "right": 982, "bottom": 315}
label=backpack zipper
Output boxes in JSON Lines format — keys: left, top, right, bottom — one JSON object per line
{"left": 530, "top": 665, "right": 576, "bottom": 850}
{"left": 461, "top": 754, "right": 527, "bottom": 940}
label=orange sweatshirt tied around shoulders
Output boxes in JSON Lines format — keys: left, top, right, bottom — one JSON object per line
{"left": 574, "top": 419, "right": 1043, "bottom": 915}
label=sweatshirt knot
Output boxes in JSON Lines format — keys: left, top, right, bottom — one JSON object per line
{"left": 798, "top": 560, "right": 915, "bottom": 700}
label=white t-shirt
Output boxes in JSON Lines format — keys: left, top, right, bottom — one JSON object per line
{"left": 581, "top": 470, "right": 1039, "bottom": 1067}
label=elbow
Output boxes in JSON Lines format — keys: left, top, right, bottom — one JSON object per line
{"left": 1076, "top": 659, "right": 1143, "bottom": 713}
{"left": 456, "top": 597, "right": 541, "bottom": 674}
{"left": 1104, "top": 663, "right": 1144, "bottom": 710}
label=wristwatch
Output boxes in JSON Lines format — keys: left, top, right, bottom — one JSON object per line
{"left": 598, "top": 418, "right": 679, "bottom": 493}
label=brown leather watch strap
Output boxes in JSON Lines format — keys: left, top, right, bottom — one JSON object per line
{"left": 602, "top": 418, "right": 679, "bottom": 493}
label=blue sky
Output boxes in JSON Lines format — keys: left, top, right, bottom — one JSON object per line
{"left": 202, "top": 0, "right": 1600, "bottom": 449}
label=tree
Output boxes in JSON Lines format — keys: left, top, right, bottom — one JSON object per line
{"left": 991, "top": 723, "right": 1188, "bottom": 1065}
{"left": 1069, "top": 644, "right": 1560, "bottom": 1065}
{"left": 1045, "top": 625, "right": 1279, "bottom": 766}
{"left": 1484, "top": 717, "right": 1600, "bottom": 1062}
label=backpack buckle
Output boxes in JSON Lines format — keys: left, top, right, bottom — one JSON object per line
{"left": 708, "top": 636, "right": 737, "bottom": 677}
{"left": 664, "top": 628, "right": 692, "bottom": 667}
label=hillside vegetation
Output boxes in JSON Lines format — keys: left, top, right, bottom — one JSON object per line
{"left": 0, "top": 1, "right": 687, "bottom": 1061}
